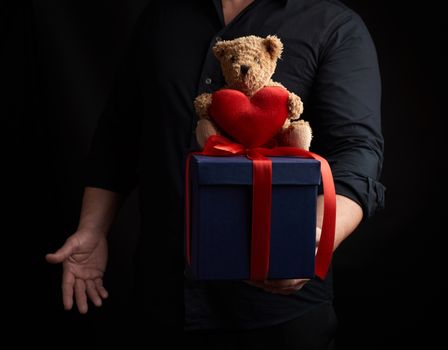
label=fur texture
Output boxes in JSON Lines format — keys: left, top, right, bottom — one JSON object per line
{"left": 194, "top": 35, "right": 312, "bottom": 150}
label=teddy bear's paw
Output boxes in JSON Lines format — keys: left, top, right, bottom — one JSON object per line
{"left": 287, "top": 93, "right": 304, "bottom": 119}
{"left": 196, "top": 119, "right": 220, "bottom": 148}
{"left": 194, "top": 93, "right": 213, "bottom": 119}
{"left": 287, "top": 120, "right": 312, "bottom": 150}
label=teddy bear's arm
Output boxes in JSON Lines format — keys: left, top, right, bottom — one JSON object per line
{"left": 194, "top": 93, "right": 220, "bottom": 148}
{"left": 194, "top": 93, "right": 213, "bottom": 119}
{"left": 195, "top": 119, "right": 220, "bottom": 149}
{"left": 287, "top": 92, "right": 304, "bottom": 120}
{"left": 267, "top": 80, "right": 303, "bottom": 120}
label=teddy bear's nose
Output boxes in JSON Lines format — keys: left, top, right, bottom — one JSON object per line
{"left": 240, "top": 65, "right": 250, "bottom": 75}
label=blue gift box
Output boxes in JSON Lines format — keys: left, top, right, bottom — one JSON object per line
{"left": 188, "top": 155, "right": 321, "bottom": 280}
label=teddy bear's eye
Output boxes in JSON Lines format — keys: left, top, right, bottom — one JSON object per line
{"left": 230, "top": 56, "right": 238, "bottom": 63}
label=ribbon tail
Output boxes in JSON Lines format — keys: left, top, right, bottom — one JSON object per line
{"left": 312, "top": 154, "right": 336, "bottom": 279}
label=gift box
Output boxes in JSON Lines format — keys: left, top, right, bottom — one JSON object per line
{"left": 187, "top": 154, "right": 321, "bottom": 280}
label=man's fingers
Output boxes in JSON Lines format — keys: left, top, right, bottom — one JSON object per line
{"left": 269, "top": 279, "right": 308, "bottom": 290}
{"left": 264, "top": 280, "right": 292, "bottom": 288}
{"left": 86, "top": 280, "right": 102, "bottom": 307}
{"left": 245, "top": 279, "right": 309, "bottom": 295}
{"left": 46, "top": 239, "right": 77, "bottom": 264}
{"left": 259, "top": 279, "right": 309, "bottom": 294}
{"left": 315, "top": 227, "right": 322, "bottom": 255}
{"left": 315, "top": 227, "right": 322, "bottom": 245}
{"left": 263, "top": 284, "right": 306, "bottom": 295}
{"left": 62, "top": 271, "right": 75, "bottom": 311}
{"left": 74, "top": 279, "right": 88, "bottom": 314}
{"left": 276, "top": 281, "right": 307, "bottom": 293}
{"left": 94, "top": 278, "right": 108, "bottom": 299}
{"left": 264, "top": 279, "right": 308, "bottom": 288}
{"left": 292, "top": 280, "right": 308, "bottom": 288}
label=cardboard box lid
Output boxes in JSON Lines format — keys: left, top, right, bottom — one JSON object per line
{"left": 191, "top": 155, "right": 321, "bottom": 185}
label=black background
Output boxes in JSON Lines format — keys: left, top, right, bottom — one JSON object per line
{"left": 2, "top": 0, "right": 446, "bottom": 348}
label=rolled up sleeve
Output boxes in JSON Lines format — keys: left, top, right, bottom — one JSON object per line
{"left": 311, "top": 11, "right": 385, "bottom": 218}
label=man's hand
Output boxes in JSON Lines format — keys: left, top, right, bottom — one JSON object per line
{"left": 245, "top": 278, "right": 309, "bottom": 295}
{"left": 245, "top": 193, "right": 364, "bottom": 295}
{"left": 46, "top": 229, "right": 109, "bottom": 314}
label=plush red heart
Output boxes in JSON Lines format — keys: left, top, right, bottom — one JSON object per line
{"left": 209, "top": 87, "right": 289, "bottom": 148}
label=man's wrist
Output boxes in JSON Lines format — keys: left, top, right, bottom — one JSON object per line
{"left": 76, "top": 225, "right": 108, "bottom": 238}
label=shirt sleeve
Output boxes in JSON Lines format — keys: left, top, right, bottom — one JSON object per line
{"left": 81, "top": 15, "right": 146, "bottom": 197}
{"left": 311, "top": 10, "right": 385, "bottom": 218}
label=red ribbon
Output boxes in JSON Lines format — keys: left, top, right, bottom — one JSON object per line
{"left": 185, "top": 135, "right": 336, "bottom": 280}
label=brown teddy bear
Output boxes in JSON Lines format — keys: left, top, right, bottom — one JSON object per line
{"left": 194, "top": 35, "right": 312, "bottom": 150}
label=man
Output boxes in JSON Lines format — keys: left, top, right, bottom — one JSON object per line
{"left": 46, "top": 0, "right": 385, "bottom": 348}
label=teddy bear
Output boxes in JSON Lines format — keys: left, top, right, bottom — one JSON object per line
{"left": 194, "top": 35, "right": 312, "bottom": 150}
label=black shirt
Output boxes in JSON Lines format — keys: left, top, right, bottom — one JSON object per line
{"left": 83, "top": 0, "right": 385, "bottom": 330}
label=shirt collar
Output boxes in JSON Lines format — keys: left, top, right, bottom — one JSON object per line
{"left": 213, "top": 0, "right": 289, "bottom": 27}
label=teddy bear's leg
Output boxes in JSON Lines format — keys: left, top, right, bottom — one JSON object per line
{"left": 279, "top": 120, "right": 313, "bottom": 150}
{"left": 195, "top": 119, "right": 220, "bottom": 149}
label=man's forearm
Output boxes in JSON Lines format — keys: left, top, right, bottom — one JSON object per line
{"left": 316, "top": 194, "right": 363, "bottom": 250}
{"left": 76, "top": 187, "right": 123, "bottom": 236}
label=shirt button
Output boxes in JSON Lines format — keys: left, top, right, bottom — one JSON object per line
{"left": 205, "top": 78, "right": 212, "bottom": 85}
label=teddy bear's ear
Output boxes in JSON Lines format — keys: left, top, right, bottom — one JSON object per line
{"left": 213, "top": 41, "right": 227, "bottom": 59}
{"left": 262, "top": 35, "right": 283, "bottom": 60}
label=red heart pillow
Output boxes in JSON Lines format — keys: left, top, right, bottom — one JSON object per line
{"left": 209, "top": 87, "right": 289, "bottom": 148}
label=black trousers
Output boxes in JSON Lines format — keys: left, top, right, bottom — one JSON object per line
{"left": 106, "top": 304, "right": 336, "bottom": 349}
{"left": 184, "top": 303, "right": 337, "bottom": 350}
